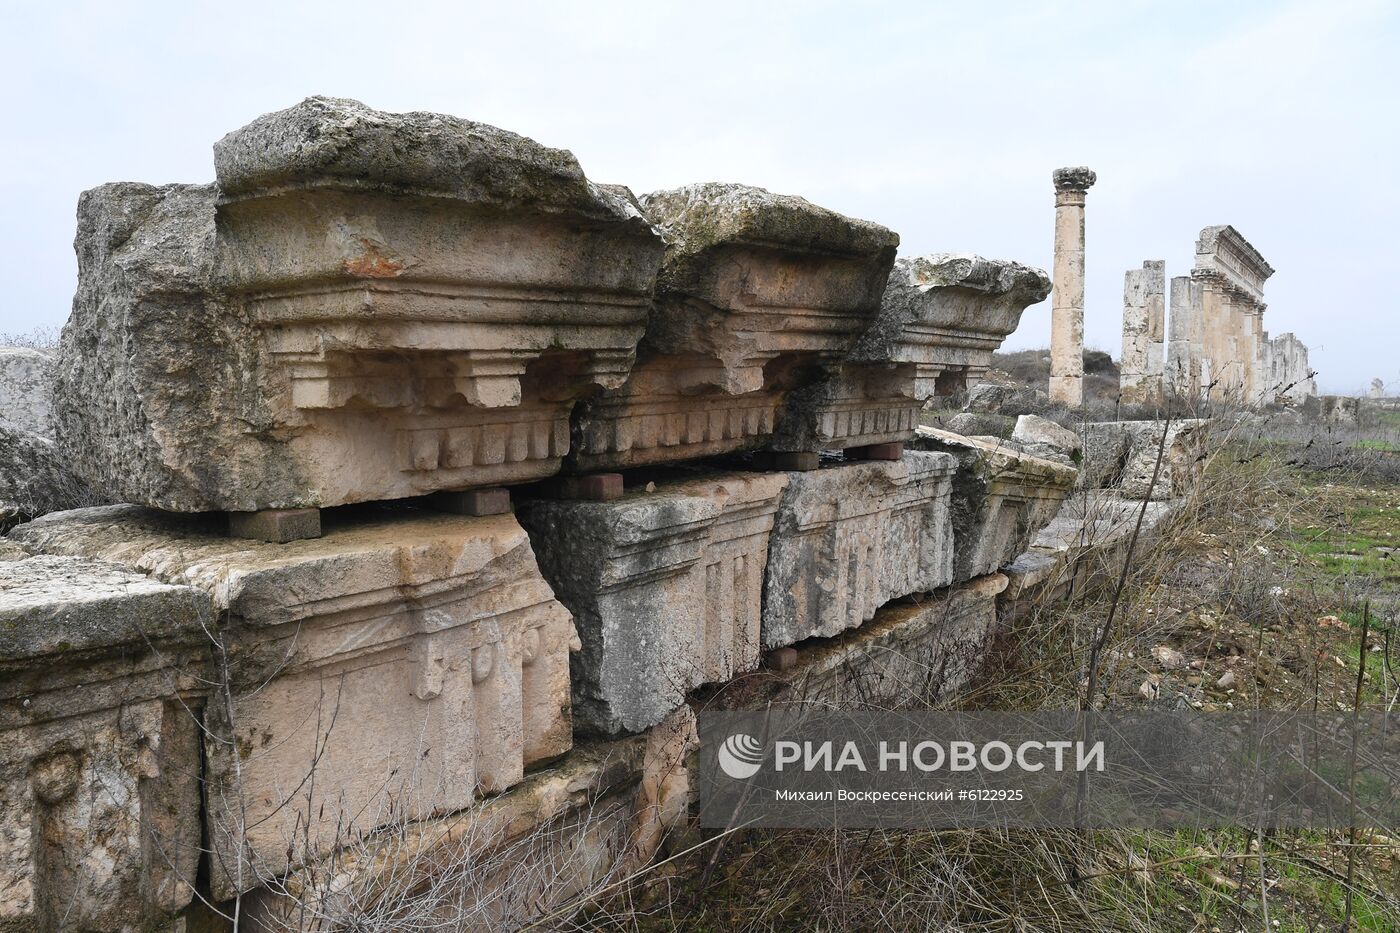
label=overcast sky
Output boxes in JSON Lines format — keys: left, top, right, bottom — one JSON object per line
{"left": 2, "top": 0, "right": 1394, "bottom": 393}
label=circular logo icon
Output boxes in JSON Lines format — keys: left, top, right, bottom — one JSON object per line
{"left": 718, "top": 733, "right": 765, "bottom": 779}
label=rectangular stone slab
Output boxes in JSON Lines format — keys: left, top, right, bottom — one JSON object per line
{"left": 10, "top": 503, "right": 579, "bottom": 901}
{"left": 1, "top": 555, "right": 209, "bottom": 931}
{"left": 912, "top": 427, "right": 1078, "bottom": 583}
{"left": 761, "top": 451, "right": 958, "bottom": 650}
{"left": 518, "top": 470, "right": 787, "bottom": 734}
{"left": 55, "top": 97, "right": 665, "bottom": 512}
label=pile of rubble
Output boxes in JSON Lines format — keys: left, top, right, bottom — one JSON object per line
{"left": 0, "top": 98, "right": 1205, "bottom": 931}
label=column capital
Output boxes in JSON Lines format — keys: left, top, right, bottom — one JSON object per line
{"left": 1052, "top": 166, "right": 1097, "bottom": 194}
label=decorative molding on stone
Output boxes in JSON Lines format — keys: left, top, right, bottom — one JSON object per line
{"left": 9, "top": 504, "right": 579, "bottom": 901}
{"left": 519, "top": 471, "right": 788, "bottom": 734}
{"left": 911, "top": 428, "right": 1078, "bottom": 582}
{"left": 571, "top": 183, "right": 898, "bottom": 468}
{"left": 761, "top": 452, "right": 959, "bottom": 650}
{"left": 57, "top": 98, "right": 666, "bottom": 512}
{"left": 1, "top": 556, "right": 210, "bottom": 929}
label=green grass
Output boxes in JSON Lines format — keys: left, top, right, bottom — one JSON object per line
{"left": 1353, "top": 439, "right": 1400, "bottom": 452}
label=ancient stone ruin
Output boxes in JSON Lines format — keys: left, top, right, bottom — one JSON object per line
{"left": 1, "top": 98, "right": 1210, "bottom": 931}
{"left": 1048, "top": 166, "right": 1095, "bottom": 407}
{"left": 1119, "top": 260, "right": 1166, "bottom": 404}
{"left": 1118, "top": 225, "right": 1315, "bottom": 408}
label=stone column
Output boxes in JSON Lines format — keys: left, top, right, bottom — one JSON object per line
{"left": 1049, "top": 167, "right": 1096, "bottom": 406}
{"left": 1119, "top": 260, "right": 1165, "bottom": 404}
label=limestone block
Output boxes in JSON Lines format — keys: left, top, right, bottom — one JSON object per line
{"left": 56, "top": 97, "right": 666, "bottom": 512}
{"left": 10, "top": 504, "right": 580, "bottom": 900}
{"left": 717, "top": 574, "right": 1009, "bottom": 711}
{"left": 0, "top": 348, "right": 53, "bottom": 436}
{"left": 0, "top": 423, "right": 97, "bottom": 532}
{"left": 1011, "top": 414, "right": 1082, "bottom": 463}
{"left": 1117, "top": 419, "right": 1209, "bottom": 500}
{"left": 1, "top": 556, "right": 209, "bottom": 931}
{"left": 761, "top": 452, "right": 958, "bottom": 650}
{"left": 1077, "top": 419, "right": 1210, "bottom": 499}
{"left": 519, "top": 471, "right": 787, "bottom": 734}
{"left": 1119, "top": 261, "right": 1166, "bottom": 404}
{"left": 912, "top": 427, "right": 1077, "bottom": 582}
{"left": 939, "top": 411, "right": 1016, "bottom": 440}
{"left": 774, "top": 254, "right": 1050, "bottom": 454}
{"left": 571, "top": 183, "right": 898, "bottom": 470}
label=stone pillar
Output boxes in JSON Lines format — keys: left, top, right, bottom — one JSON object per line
{"left": 1166, "top": 275, "right": 1205, "bottom": 399}
{"left": 1119, "top": 260, "right": 1166, "bottom": 404}
{"left": 1371, "top": 378, "right": 1386, "bottom": 399}
{"left": 1049, "top": 167, "right": 1096, "bottom": 406}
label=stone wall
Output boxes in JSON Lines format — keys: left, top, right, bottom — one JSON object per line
{"left": 0, "top": 97, "right": 1201, "bottom": 932}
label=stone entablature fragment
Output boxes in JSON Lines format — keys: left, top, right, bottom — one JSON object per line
{"left": 775, "top": 254, "right": 1051, "bottom": 452}
{"left": 56, "top": 97, "right": 666, "bottom": 512}
{"left": 911, "top": 427, "right": 1077, "bottom": 582}
{"left": 570, "top": 183, "right": 898, "bottom": 469}
{"left": 9, "top": 504, "right": 579, "bottom": 901}
{"left": 1, "top": 554, "right": 209, "bottom": 931}
{"left": 1191, "top": 225, "right": 1273, "bottom": 402}
{"left": 761, "top": 452, "right": 958, "bottom": 650}
{"left": 519, "top": 470, "right": 788, "bottom": 734}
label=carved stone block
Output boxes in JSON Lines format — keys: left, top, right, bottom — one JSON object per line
{"left": 10, "top": 504, "right": 579, "bottom": 901}
{"left": 519, "top": 470, "right": 788, "bottom": 734}
{"left": 570, "top": 183, "right": 898, "bottom": 470}
{"left": 774, "top": 254, "right": 1051, "bottom": 452}
{"left": 912, "top": 428, "right": 1077, "bottom": 582}
{"left": 55, "top": 97, "right": 665, "bottom": 512}
{"left": 761, "top": 452, "right": 959, "bottom": 649}
{"left": 1, "top": 555, "right": 209, "bottom": 931}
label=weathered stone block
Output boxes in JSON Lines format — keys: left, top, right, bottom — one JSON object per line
{"left": 1011, "top": 414, "right": 1081, "bottom": 464}
{"left": 912, "top": 427, "right": 1077, "bottom": 582}
{"left": 761, "top": 452, "right": 958, "bottom": 649}
{"left": 571, "top": 183, "right": 898, "bottom": 470}
{"left": 1078, "top": 419, "right": 1210, "bottom": 500}
{"left": 11, "top": 504, "right": 579, "bottom": 900}
{"left": 519, "top": 471, "right": 787, "bottom": 734}
{"left": 56, "top": 97, "right": 666, "bottom": 512}
{"left": 0, "top": 348, "right": 53, "bottom": 436}
{"left": 776, "top": 254, "right": 1051, "bottom": 453}
{"left": 0, "top": 423, "right": 96, "bottom": 532}
{"left": 1119, "top": 260, "right": 1166, "bottom": 404}
{"left": 1, "top": 555, "right": 209, "bottom": 931}
{"left": 793, "top": 573, "right": 1008, "bottom": 708}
